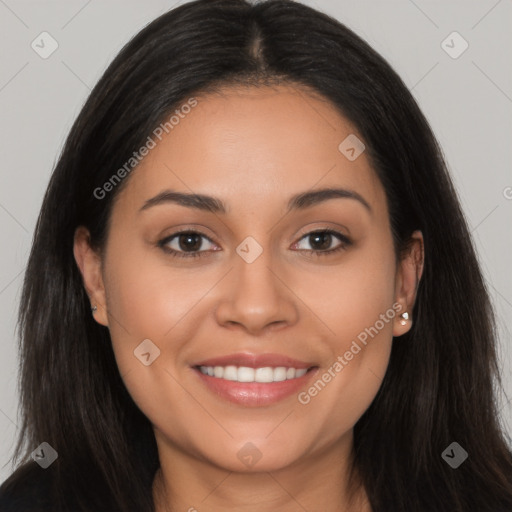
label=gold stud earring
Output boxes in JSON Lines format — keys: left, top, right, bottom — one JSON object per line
{"left": 399, "top": 312, "right": 409, "bottom": 325}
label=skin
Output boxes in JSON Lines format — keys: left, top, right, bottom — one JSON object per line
{"left": 74, "top": 83, "right": 424, "bottom": 512}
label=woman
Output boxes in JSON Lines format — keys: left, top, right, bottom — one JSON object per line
{"left": 1, "top": 0, "right": 511, "bottom": 510}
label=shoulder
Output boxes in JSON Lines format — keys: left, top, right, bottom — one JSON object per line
{"left": 0, "top": 461, "right": 55, "bottom": 511}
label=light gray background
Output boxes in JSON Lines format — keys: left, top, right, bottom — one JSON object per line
{"left": 1, "top": 0, "right": 511, "bottom": 483}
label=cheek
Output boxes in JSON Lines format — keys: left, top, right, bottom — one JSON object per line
{"left": 295, "top": 236, "right": 397, "bottom": 349}
{"left": 104, "top": 246, "right": 209, "bottom": 339}
{"left": 101, "top": 245, "right": 203, "bottom": 382}
{"left": 100, "top": 248, "right": 208, "bottom": 435}
{"left": 294, "top": 238, "right": 396, "bottom": 430}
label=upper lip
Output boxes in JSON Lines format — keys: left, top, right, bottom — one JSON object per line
{"left": 193, "top": 352, "right": 316, "bottom": 369}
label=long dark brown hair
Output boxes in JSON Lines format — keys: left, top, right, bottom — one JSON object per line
{"left": 1, "top": 0, "right": 511, "bottom": 510}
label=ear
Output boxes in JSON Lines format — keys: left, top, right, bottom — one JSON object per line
{"left": 392, "top": 230, "right": 424, "bottom": 337}
{"left": 73, "top": 226, "right": 109, "bottom": 327}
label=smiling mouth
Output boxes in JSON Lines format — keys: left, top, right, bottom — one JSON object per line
{"left": 194, "top": 365, "right": 318, "bottom": 383}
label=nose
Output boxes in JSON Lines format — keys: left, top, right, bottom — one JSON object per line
{"left": 214, "top": 245, "right": 299, "bottom": 336}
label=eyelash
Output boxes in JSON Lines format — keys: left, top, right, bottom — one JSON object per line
{"left": 157, "top": 228, "right": 352, "bottom": 259}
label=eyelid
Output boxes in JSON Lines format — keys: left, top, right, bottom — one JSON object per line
{"left": 157, "top": 225, "right": 352, "bottom": 259}
{"left": 292, "top": 228, "right": 351, "bottom": 252}
{"left": 158, "top": 224, "right": 349, "bottom": 247}
{"left": 158, "top": 228, "right": 218, "bottom": 253}
{"left": 295, "top": 223, "right": 351, "bottom": 239}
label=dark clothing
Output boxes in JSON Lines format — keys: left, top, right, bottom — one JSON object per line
{"left": 0, "top": 462, "right": 57, "bottom": 511}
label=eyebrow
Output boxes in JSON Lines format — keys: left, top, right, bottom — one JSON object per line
{"left": 139, "top": 187, "right": 372, "bottom": 214}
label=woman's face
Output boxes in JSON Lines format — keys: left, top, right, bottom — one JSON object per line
{"left": 75, "top": 84, "right": 422, "bottom": 474}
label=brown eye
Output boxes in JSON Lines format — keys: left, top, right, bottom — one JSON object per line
{"left": 158, "top": 231, "right": 217, "bottom": 258}
{"left": 293, "top": 229, "right": 351, "bottom": 256}
{"left": 176, "top": 233, "right": 203, "bottom": 252}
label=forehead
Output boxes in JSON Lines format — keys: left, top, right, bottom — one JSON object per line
{"left": 114, "top": 83, "right": 385, "bottom": 217}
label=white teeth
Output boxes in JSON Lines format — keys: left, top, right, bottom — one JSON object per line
{"left": 237, "top": 367, "right": 255, "bottom": 382}
{"left": 255, "top": 367, "right": 274, "bottom": 383}
{"left": 273, "top": 367, "right": 287, "bottom": 382}
{"left": 198, "top": 365, "right": 311, "bottom": 382}
{"left": 223, "top": 365, "right": 238, "bottom": 381}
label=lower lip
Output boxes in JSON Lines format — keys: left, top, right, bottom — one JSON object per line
{"left": 193, "top": 367, "right": 319, "bottom": 407}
